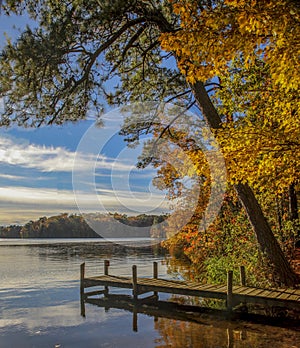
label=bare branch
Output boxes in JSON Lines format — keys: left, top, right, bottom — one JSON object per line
{"left": 48, "top": 16, "right": 147, "bottom": 123}
{"left": 166, "top": 89, "right": 191, "bottom": 103}
{"left": 122, "top": 24, "right": 146, "bottom": 59}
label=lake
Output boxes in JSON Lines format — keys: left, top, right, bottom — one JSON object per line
{"left": 0, "top": 239, "right": 300, "bottom": 348}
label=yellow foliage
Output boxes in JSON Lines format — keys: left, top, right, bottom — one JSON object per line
{"left": 161, "top": 0, "right": 300, "bottom": 92}
{"left": 214, "top": 58, "right": 300, "bottom": 193}
{"left": 160, "top": 0, "right": 300, "bottom": 194}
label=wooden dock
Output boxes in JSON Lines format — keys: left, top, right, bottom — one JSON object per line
{"left": 80, "top": 260, "right": 300, "bottom": 313}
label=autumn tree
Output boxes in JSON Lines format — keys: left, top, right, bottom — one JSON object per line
{"left": 0, "top": 0, "right": 298, "bottom": 285}
{"left": 214, "top": 57, "right": 299, "bottom": 241}
{"left": 160, "top": 0, "right": 300, "bottom": 285}
{"left": 160, "top": 0, "right": 299, "bottom": 201}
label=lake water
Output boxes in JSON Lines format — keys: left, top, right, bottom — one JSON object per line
{"left": 0, "top": 239, "right": 300, "bottom": 348}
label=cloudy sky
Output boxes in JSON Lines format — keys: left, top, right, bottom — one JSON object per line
{"left": 0, "top": 13, "right": 168, "bottom": 226}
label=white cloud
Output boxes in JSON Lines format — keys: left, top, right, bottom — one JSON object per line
{"left": 0, "top": 134, "right": 168, "bottom": 225}
{"left": 0, "top": 186, "right": 76, "bottom": 205}
{"left": 0, "top": 185, "right": 168, "bottom": 225}
{"left": 0, "top": 136, "right": 134, "bottom": 173}
{"left": 0, "top": 173, "right": 28, "bottom": 181}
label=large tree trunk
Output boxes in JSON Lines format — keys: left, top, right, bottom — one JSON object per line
{"left": 289, "top": 182, "right": 300, "bottom": 243}
{"left": 289, "top": 183, "right": 299, "bottom": 222}
{"left": 190, "top": 81, "right": 298, "bottom": 287}
{"left": 236, "top": 183, "right": 298, "bottom": 286}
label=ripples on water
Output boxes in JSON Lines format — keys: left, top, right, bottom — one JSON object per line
{"left": 0, "top": 239, "right": 299, "bottom": 348}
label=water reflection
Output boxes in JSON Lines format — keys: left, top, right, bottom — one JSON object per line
{"left": 1, "top": 240, "right": 300, "bottom": 348}
{"left": 84, "top": 296, "right": 300, "bottom": 348}
{"left": 154, "top": 318, "right": 300, "bottom": 348}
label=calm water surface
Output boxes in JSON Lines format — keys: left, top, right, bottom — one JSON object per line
{"left": 0, "top": 239, "right": 299, "bottom": 348}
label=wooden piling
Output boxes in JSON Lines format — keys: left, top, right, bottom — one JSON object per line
{"left": 104, "top": 260, "right": 110, "bottom": 296}
{"left": 153, "top": 262, "right": 158, "bottom": 298}
{"left": 227, "top": 328, "right": 234, "bottom": 348}
{"left": 80, "top": 263, "right": 85, "bottom": 298}
{"left": 239, "top": 265, "right": 248, "bottom": 311}
{"left": 240, "top": 266, "right": 246, "bottom": 286}
{"left": 80, "top": 296, "right": 86, "bottom": 317}
{"left": 80, "top": 263, "right": 86, "bottom": 317}
{"left": 227, "top": 270, "right": 233, "bottom": 312}
{"left": 104, "top": 260, "right": 110, "bottom": 275}
{"left": 132, "top": 265, "right": 138, "bottom": 300}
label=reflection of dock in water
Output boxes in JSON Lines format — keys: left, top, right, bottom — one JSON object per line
{"left": 85, "top": 294, "right": 224, "bottom": 331}
{"left": 84, "top": 295, "right": 250, "bottom": 348}
{"left": 82, "top": 291, "right": 300, "bottom": 347}
{"left": 80, "top": 260, "right": 300, "bottom": 317}
{"left": 84, "top": 294, "right": 244, "bottom": 338}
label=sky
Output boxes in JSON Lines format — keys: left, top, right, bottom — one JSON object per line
{"left": 0, "top": 12, "right": 169, "bottom": 226}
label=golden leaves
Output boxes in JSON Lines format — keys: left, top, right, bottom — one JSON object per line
{"left": 216, "top": 64, "right": 300, "bottom": 194}
{"left": 160, "top": 0, "right": 300, "bottom": 194}
{"left": 160, "top": 0, "right": 300, "bottom": 92}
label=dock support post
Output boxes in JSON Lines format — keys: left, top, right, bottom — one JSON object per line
{"left": 104, "top": 260, "right": 110, "bottom": 296}
{"left": 153, "top": 262, "right": 158, "bottom": 298}
{"left": 240, "top": 266, "right": 246, "bottom": 286}
{"left": 239, "top": 265, "right": 248, "bottom": 311}
{"left": 80, "top": 263, "right": 86, "bottom": 317}
{"left": 80, "top": 263, "right": 85, "bottom": 298}
{"left": 132, "top": 265, "right": 138, "bottom": 301}
{"left": 104, "top": 260, "right": 110, "bottom": 275}
{"left": 227, "top": 270, "right": 233, "bottom": 312}
{"left": 227, "top": 328, "right": 234, "bottom": 348}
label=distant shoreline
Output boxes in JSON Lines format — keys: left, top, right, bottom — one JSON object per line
{"left": 0, "top": 237, "right": 167, "bottom": 249}
{"left": 0, "top": 212, "right": 167, "bottom": 239}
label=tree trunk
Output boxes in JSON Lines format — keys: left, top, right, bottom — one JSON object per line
{"left": 289, "top": 182, "right": 300, "bottom": 242}
{"left": 289, "top": 183, "right": 299, "bottom": 222}
{"left": 235, "top": 182, "right": 298, "bottom": 286}
{"left": 190, "top": 81, "right": 298, "bottom": 287}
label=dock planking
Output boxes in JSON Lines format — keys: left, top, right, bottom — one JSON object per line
{"left": 80, "top": 261, "right": 300, "bottom": 312}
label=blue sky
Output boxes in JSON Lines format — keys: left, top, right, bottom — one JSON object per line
{"left": 0, "top": 13, "right": 168, "bottom": 225}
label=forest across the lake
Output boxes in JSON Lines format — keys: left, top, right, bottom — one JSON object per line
{"left": 0, "top": 213, "right": 167, "bottom": 239}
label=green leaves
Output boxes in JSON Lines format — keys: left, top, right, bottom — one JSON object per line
{"left": 0, "top": 0, "right": 182, "bottom": 126}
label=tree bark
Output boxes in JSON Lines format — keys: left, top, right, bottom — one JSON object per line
{"left": 289, "top": 183, "right": 299, "bottom": 222}
{"left": 190, "top": 81, "right": 298, "bottom": 287}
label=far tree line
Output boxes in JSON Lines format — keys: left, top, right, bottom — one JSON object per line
{"left": 0, "top": 213, "right": 167, "bottom": 239}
